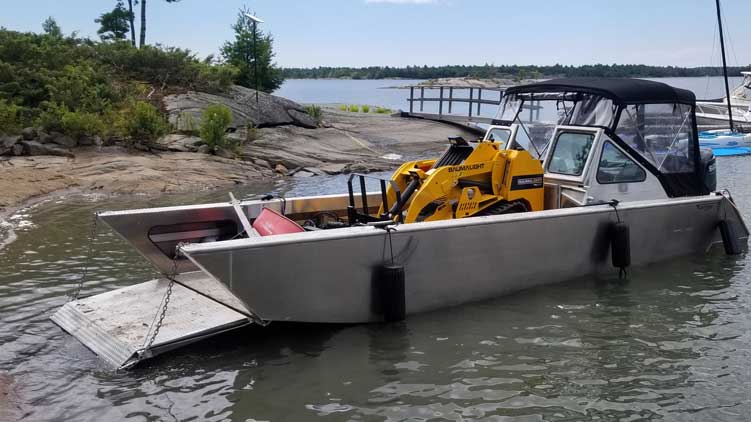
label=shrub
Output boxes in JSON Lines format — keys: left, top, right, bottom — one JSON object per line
{"left": 361, "top": 105, "right": 370, "bottom": 113}
{"left": 37, "top": 102, "right": 105, "bottom": 139}
{"left": 60, "top": 110, "right": 105, "bottom": 139}
{"left": 348, "top": 104, "right": 359, "bottom": 113}
{"left": 304, "top": 104, "right": 323, "bottom": 127}
{"left": 375, "top": 106, "right": 392, "bottom": 114}
{"left": 338, "top": 104, "right": 347, "bottom": 112}
{"left": 0, "top": 100, "right": 21, "bottom": 134}
{"left": 123, "top": 101, "right": 169, "bottom": 143}
{"left": 200, "top": 104, "right": 233, "bottom": 152}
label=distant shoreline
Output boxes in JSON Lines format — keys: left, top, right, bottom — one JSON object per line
{"left": 282, "top": 65, "right": 749, "bottom": 81}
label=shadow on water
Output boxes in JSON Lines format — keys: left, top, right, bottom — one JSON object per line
{"left": 1, "top": 158, "right": 751, "bottom": 420}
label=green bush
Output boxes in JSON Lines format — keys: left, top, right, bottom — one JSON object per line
{"left": 0, "top": 100, "right": 21, "bottom": 135}
{"left": 200, "top": 104, "right": 233, "bottom": 152}
{"left": 338, "top": 104, "right": 347, "bottom": 112}
{"left": 123, "top": 101, "right": 169, "bottom": 143}
{"left": 375, "top": 106, "right": 392, "bottom": 114}
{"left": 304, "top": 104, "right": 323, "bottom": 127}
{"left": 361, "top": 105, "right": 370, "bottom": 113}
{"left": 37, "top": 102, "right": 105, "bottom": 139}
{"left": 348, "top": 104, "right": 359, "bottom": 113}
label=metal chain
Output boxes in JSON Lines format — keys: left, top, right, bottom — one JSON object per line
{"left": 139, "top": 248, "right": 181, "bottom": 355}
{"left": 70, "top": 212, "right": 99, "bottom": 301}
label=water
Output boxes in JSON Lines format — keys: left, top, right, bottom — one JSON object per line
{"left": 2, "top": 78, "right": 751, "bottom": 421}
{"left": 275, "top": 77, "right": 746, "bottom": 120}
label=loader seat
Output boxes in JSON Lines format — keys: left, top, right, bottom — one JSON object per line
{"left": 434, "top": 137, "right": 474, "bottom": 168}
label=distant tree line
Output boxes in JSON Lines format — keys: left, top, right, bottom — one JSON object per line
{"left": 282, "top": 64, "right": 751, "bottom": 80}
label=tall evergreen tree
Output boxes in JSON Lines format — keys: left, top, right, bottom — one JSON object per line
{"left": 139, "top": 0, "right": 181, "bottom": 48}
{"left": 126, "top": 0, "right": 136, "bottom": 46}
{"left": 221, "top": 8, "right": 284, "bottom": 93}
{"left": 96, "top": 1, "right": 132, "bottom": 41}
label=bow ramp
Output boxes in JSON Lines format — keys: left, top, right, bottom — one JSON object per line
{"left": 51, "top": 272, "right": 252, "bottom": 369}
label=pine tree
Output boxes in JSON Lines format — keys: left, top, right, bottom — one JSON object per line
{"left": 221, "top": 7, "right": 284, "bottom": 93}
{"left": 96, "top": 1, "right": 132, "bottom": 41}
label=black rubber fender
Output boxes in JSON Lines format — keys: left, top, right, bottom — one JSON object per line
{"left": 610, "top": 221, "right": 631, "bottom": 270}
{"left": 378, "top": 265, "right": 406, "bottom": 322}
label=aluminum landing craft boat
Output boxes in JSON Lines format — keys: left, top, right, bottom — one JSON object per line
{"left": 52, "top": 79, "right": 749, "bottom": 368}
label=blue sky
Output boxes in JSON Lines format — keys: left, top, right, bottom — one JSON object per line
{"left": 3, "top": 0, "right": 750, "bottom": 68}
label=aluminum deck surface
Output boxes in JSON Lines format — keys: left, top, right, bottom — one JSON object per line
{"left": 51, "top": 273, "right": 250, "bottom": 368}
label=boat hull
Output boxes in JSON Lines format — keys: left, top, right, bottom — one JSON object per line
{"left": 180, "top": 195, "right": 747, "bottom": 324}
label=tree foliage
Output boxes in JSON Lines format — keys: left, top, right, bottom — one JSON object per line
{"left": 282, "top": 64, "right": 751, "bottom": 80}
{"left": 0, "top": 26, "right": 235, "bottom": 139}
{"left": 221, "top": 7, "right": 284, "bottom": 93}
{"left": 96, "top": 1, "right": 132, "bottom": 41}
{"left": 42, "top": 17, "right": 63, "bottom": 38}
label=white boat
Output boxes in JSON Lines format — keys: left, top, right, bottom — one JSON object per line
{"left": 696, "top": 72, "right": 751, "bottom": 131}
{"left": 699, "top": 129, "right": 751, "bottom": 156}
{"left": 52, "top": 79, "right": 749, "bottom": 368}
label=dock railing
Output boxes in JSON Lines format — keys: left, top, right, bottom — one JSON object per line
{"left": 404, "top": 85, "right": 506, "bottom": 125}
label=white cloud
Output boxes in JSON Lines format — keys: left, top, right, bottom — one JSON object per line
{"left": 365, "top": 0, "right": 438, "bottom": 4}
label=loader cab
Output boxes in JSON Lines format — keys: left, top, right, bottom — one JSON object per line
{"left": 495, "top": 78, "right": 715, "bottom": 208}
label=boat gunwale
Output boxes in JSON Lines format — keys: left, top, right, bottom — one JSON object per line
{"left": 180, "top": 194, "right": 728, "bottom": 255}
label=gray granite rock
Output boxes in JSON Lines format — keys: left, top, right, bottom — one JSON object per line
{"left": 21, "top": 127, "right": 36, "bottom": 141}
{"left": 163, "top": 85, "right": 317, "bottom": 130}
{"left": 50, "top": 133, "right": 77, "bottom": 148}
{"left": 0, "top": 135, "right": 21, "bottom": 155}
{"left": 154, "top": 134, "right": 203, "bottom": 152}
{"left": 21, "top": 141, "right": 74, "bottom": 157}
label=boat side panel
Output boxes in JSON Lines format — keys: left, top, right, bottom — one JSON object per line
{"left": 185, "top": 197, "right": 730, "bottom": 323}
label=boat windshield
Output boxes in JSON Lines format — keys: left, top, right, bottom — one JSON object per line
{"left": 495, "top": 92, "right": 616, "bottom": 158}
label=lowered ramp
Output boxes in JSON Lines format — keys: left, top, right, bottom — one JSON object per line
{"left": 51, "top": 273, "right": 252, "bottom": 369}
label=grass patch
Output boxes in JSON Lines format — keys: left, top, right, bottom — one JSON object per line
{"left": 304, "top": 104, "right": 323, "bottom": 127}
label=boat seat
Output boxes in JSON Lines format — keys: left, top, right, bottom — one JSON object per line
{"left": 252, "top": 208, "right": 305, "bottom": 236}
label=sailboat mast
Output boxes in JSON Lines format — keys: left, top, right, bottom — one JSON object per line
{"left": 715, "top": 0, "right": 735, "bottom": 130}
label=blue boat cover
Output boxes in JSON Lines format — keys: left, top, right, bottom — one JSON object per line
{"left": 710, "top": 147, "right": 751, "bottom": 157}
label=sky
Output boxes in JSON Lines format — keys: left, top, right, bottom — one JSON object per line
{"left": 3, "top": 0, "right": 750, "bottom": 68}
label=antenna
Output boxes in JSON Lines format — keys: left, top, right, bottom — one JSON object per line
{"left": 244, "top": 13, "right": 264, "bottom": 24}
{"left": 243, "top": 12, "right": 264, "bottom": 121}
{"left": 715, "top": 0, "right": 735, "bottom": 131}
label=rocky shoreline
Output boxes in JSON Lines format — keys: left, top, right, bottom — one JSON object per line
{"left": 0, "top": 103, "right": 478, "bottom": 221}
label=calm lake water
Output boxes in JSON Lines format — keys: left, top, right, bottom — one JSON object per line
{"left": 2, "top": 78, "right": 751, "bottom": 421}
{"left": 275, "top": 77, "right": 745, "bottom": 119}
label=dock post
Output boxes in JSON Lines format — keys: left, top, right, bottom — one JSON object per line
{"left": 439, "top": 87, "right": 444, "bottom": 117}
{"left": 420, "top": 87, "right": 424, "bottom": 112}
{"left": 468, "top": 88, "right": 473, "bottom": 118}
{"left": 477, "top": 88, "right": 482, "bottom": 115}
{"left": 409, "top": 87, "right": 414, "bottom": 114}
{"left": 448, "top": 87, "right": 453, "bottom": 114}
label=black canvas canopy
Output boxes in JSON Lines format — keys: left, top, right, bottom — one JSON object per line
{"left": 505, "top": 78, "right": 696, "bottom": 106}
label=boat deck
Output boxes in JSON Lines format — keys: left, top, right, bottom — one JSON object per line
{"left": 51, "top": 273, "right": 251, "bottom": 369}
